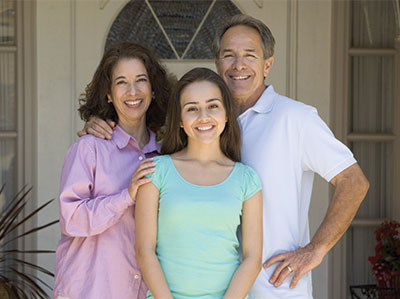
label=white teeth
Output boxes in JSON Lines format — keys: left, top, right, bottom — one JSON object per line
{"left": 125, "top": 99, "right": 142, "bottom": 106}
{"left": 197, "top": 125, "right": 213, "bottom": 131}
{"left": 232, "top": 75, "right": 249, "bottom": 80}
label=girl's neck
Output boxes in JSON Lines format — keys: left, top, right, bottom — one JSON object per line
{"left": 177, "top": 139, "right": 227, "bottom": 164}
{"left": 119, "top": 119, "right": 149, "bottom": 149}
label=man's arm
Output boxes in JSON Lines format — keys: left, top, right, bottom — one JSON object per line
{"left": 264, "top": 163, "right": 369, "bottom": 289}
{"left": 77, "top": 116, "right": 116, "bottom": 140}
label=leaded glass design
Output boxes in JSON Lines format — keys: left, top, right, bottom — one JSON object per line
{"left": 105, "top": 0, "right": 241, "bottom": 59}
{"left": 0, "top": 0, "right": 15, "bottom": 45}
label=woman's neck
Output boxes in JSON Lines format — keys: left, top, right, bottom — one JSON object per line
{"left": 119, "top": 119, "right": 149, "bottom": 149}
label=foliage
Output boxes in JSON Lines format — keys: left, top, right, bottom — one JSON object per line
{"left": 368, "top": 220, "right": 400, "bottom": 287}
{"left": 0, "top": 185, "right": 58, "bottom": 299}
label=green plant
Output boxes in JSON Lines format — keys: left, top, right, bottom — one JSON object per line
{"left": 0, "top": 185, "right": 58, "bottom": 299}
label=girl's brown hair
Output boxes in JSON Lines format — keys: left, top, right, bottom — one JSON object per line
{"left": 161, "top": 67, "right": 241, "bottom": 162}
{"left": 78, "top": 42, "right": 171, "bottom": 130}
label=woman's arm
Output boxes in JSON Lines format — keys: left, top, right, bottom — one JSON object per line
{"left": 135, "top": 182, "right": 173, "bottom": 299}
{"left": 59, "top": 139, "right": 154, "bottom": 237}
{"left": 223, "top": 190, "right": 263, "bottom": 299}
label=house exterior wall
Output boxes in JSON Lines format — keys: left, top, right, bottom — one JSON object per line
{"left": 35, "top": 1, "right": 332, "bottom": 297}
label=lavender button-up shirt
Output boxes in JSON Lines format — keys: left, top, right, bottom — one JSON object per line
{"left": 54, "top": 125, "right": 159, "bottom": 299}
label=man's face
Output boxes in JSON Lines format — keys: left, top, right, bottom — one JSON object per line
{"left": 215, "top": 25, "right": 273, "bottom": 110}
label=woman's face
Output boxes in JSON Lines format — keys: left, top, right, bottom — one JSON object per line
{"left": 107, "top": 58, "right": 152, "bottom": 128}
{"left": 180, "top": 80, "right": 227, "bottom": 146}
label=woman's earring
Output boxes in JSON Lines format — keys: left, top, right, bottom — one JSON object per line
{"left": 107, "top": 99, "right": 112, "bottom": 103}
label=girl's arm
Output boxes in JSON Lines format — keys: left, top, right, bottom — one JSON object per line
{"left": 135, "top": 182, "right": 173, "bottom": 299}
{"left": 223, "top": 190, "right": 263, "bottom": 299}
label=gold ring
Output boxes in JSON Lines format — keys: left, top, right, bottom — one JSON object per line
{"left": 287, "top": 265, "right": 294, "bottom": 273}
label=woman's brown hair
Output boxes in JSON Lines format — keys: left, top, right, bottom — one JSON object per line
{"left": 78, "top": 42, "right": 171, "bottom": 130}
{"left": 161, "top": 67, "right": 241, "bottom": 162}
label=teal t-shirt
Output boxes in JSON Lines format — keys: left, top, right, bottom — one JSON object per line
{"left": 147, "top": 155, "right": 262, "bottom": 299}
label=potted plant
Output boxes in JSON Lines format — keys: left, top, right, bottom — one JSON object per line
{"left": 368, "top": 220, "right": 400, "bottom": 297}
{"left": 0, "top": 185, "right": 58, "bottom": 298}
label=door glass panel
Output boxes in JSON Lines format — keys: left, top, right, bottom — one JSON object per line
{"left": 347, "top": 226, "right": 378, "bottom": 286}
{"left": 0, "top": 52, "right": 16, "bottom": 130}
{"left": 351, "top": 142, "right": 392, "bottom": 218}
{"left": 0, "top": 139, "right": 16, "bottom": 208}
{"left": 350, "top": 56, "right": 393, "bottom": 134}
{"left": 351, "top": 0, "right": 396, "bottom": 48}
{"left": 0, "top": 0, "right": 15, "bottom": 45}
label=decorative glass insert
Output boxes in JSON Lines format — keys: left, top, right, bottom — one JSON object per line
{"left": 105, "top": 0, "right": 241, "bottom": 59}
{"left": 347, "top": 226, "right": 377, "bottom": 286}
{"left": 350, "top": 56, "right": 394, "bottom": 134}
{"left": 351, "top": 0, "right": 396, "bottom": 48}
{"left": 0, "top": 52, "right": 16, "bottom": 130}
{"left": 351, "top": 142, "right": 392, "bottom": 219}
{"left": 0, "top": 0, "right": 15, "bottom": 45}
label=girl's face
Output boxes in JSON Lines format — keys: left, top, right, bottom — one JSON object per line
{"left": 107, "top": 58, "right": 152, "bottom": 128}
{"left": 180, "top": 80, "right": 227, "bottom": 145}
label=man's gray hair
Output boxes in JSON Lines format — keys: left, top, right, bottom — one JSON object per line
{"left": 212, "top": 14, "right": 275, "bottom": 59}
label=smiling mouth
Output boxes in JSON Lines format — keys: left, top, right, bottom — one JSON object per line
{"left": 196, "top": 125, "right": 214, "bottom": 131}
{"left": 125, "top": 99, "right": 142, "bottom": 107}
{"left": 230, "top": 75, "right": 250, "bottom": 80}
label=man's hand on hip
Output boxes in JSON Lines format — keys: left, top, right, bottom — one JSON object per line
{"left": 263, "top": 243, "right": 325, "bottom": 289}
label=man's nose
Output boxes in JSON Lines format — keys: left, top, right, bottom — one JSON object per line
{"left": 233, "top": 56, "right": 246, "bottom": 70}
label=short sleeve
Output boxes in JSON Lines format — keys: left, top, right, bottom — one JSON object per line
{"left": 145, "top": 155, "right": 165, "bottom": 190}
{"left": 300, "top": 109, "right": 357, "bottom": 182}
{"left": 242, "top": 165, "right": 262, "bottom": 201}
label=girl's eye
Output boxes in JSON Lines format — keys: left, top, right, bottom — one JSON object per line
{"left": 209, "top": 104, "right": 219, "bottom": 109}
{"left": 187, "top": 107, "right": 197, "bottom": 112}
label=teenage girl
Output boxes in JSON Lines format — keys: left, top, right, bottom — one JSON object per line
{"left": 135, "top": 67, "right": 263, "bottom": 299}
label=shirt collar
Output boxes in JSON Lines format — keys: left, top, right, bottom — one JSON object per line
{"left": 112, "top": 125, "right": 160, "bottom": 154}
{"left": 245, "top": 85, "right": 276, "bottom": 114}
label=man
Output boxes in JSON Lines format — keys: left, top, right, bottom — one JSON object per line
{"left": 80, "top": 14, "right": 369, "bottom": 299}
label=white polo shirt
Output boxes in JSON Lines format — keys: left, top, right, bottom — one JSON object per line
{"left": 241, "top": 86, "right": 356, "bottom": 299}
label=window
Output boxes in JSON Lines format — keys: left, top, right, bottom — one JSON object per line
{"left": 105, "top": 0, "right": 241, "bottom": 59}
{"left": 331, "top": 0, "right": 400, "bottom": 297}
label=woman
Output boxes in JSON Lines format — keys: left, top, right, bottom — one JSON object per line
{"left": 135, "top": 68, "right": 263, "bottom": 299}
{"left": 53, "top": 42, "right": 171, "bottom": 299}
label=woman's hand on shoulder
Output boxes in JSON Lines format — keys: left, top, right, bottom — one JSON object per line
{"left": 77, "top": 116, "right": 116, "bottom": 140}
{"left": 128, "top": 158, "right": 156, "bottom": 201}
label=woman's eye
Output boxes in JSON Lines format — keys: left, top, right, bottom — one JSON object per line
{"left": 116, "top": 81, "right": 126, "bottom": 85}
{"left": 209, "top": 104, "right": 219, "bottom": 109}
{"left": 137, "top": 78, "right": 148, "bottom": 82}
{"left": 187, "top": 107, "right": 197, "bottom": 112}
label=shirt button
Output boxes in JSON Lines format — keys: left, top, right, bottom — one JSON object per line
{"left": 138, "top": 156, "right": 143, "bottom": 161}
{"left": 134, "top": 274, "right": 140, "bottom": 279}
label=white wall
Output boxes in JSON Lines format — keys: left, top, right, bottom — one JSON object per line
{"left": 35, "top": 1, "right": 333, "bottom": 297}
